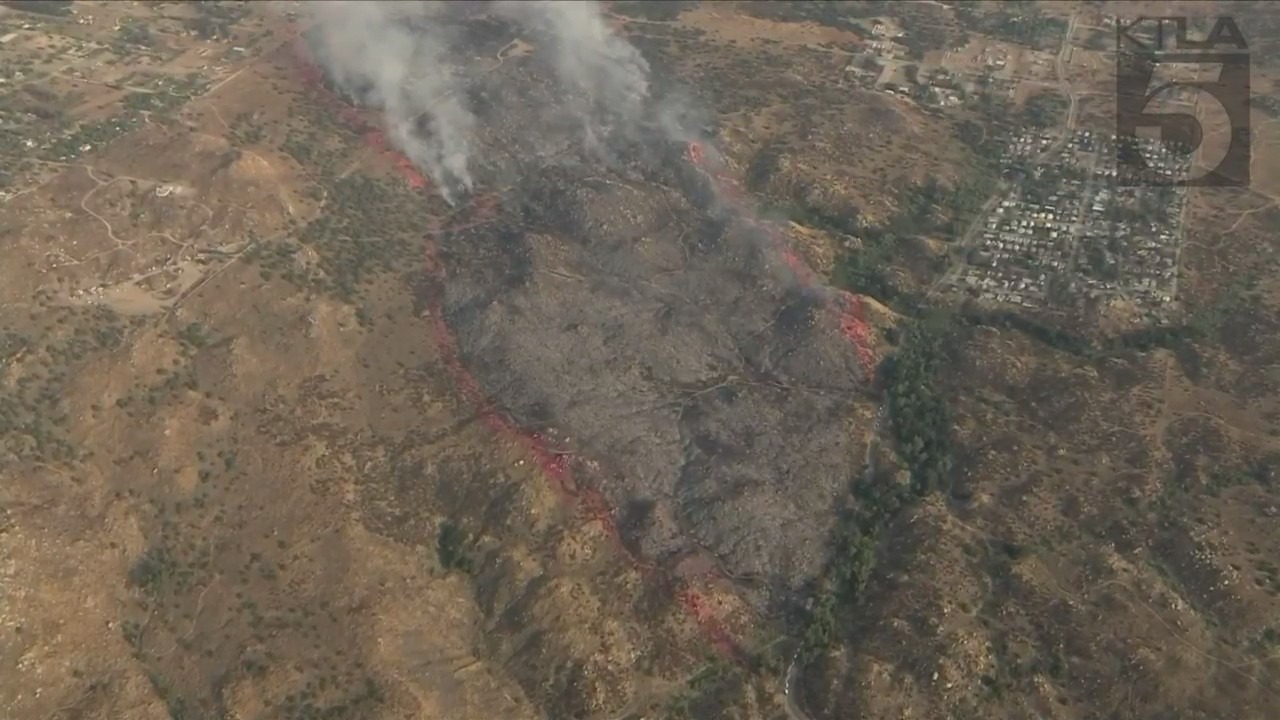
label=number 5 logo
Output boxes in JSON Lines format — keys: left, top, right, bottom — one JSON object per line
{"left": 1116, "top": 51, "right": 1250, "bottom": 187}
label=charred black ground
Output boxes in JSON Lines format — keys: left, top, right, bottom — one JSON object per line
{"left": 364, "top": 22, "right": 869, "bottom": 608}
{"left": 438, "top": 156, "right": 870, "bottom": 604}
{"left": 305, "top": 9, "right": 875, "bottom": 608}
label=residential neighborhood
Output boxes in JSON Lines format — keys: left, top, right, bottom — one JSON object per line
{"left": 947, "top": 129, "right": 1193, "bottom": 316}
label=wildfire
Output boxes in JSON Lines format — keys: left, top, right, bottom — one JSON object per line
{"left": 683, "top": 137, "right": 879, "bottom": 377}
{"left": 838, "top": 292, "right": 877, "bottom": 375}
{"left": 395, "top": 156, "right": 428, "bottom": 189}
{"left": 294, "top": 45, "right": 760, "bottom": 665}
{"left": 686, "top": 140, "right": 705, "bottom": 167}
{"left": 679, "top": 589, "right": 742, "bottom": 660}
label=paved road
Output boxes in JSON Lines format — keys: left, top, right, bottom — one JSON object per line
{"left": 1063, "top": 144, "right": 1100, "bottom": 282}
{"left": 1169, "top": 64, "right": 1210, "bottom": 304}
{"left": 1040, "top": 12, "right": 1080, "bottom": 163}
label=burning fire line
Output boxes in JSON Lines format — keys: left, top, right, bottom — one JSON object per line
{"left": 685, "top": 141, "right": 878, "bottom": 378}
{"left": 291, "top": 44, "right": 746, "bottom": 663}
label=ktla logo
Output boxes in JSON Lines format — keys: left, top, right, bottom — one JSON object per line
{"left": 1115, "top": 16, "right": 1250, "bottom": 187}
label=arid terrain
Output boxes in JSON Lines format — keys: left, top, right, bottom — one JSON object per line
{"left": 2, "top": 2, "right": 1279, "bottom": 720}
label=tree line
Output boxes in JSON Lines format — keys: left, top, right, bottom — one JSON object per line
{"left": 800, "top": 312, "right": 958, "bottom": 659}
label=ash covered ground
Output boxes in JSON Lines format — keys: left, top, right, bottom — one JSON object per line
{"left": 310, "top": 6, "right": 874, "bottom": 603}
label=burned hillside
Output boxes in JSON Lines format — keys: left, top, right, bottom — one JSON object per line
{"left": 298, "top": 3, "right": 882, "bottom": 600}
{"left": 424, "top": 90, "right": 874, "bottom": 604}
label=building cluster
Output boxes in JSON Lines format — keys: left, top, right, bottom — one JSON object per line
{"left": 1074, "top": 137, "right": 1189, "bottom": 306}
{"left": 961, "top": 186, "right": 1079, "bottom": 307}
{"left": 955, "top": 129, "right": 1192, "bottom": 315}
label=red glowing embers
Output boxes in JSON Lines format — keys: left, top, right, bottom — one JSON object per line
{"left": 679, "top": 589, "right": 742, "bottom": 661}
{"left": 838, "top": 292, "right": 877, "bottom": 376}
{"left": 686, "top": 140, "right": 705, "bottom": 166}
{"left": 396, "top": 156, "right": 429, "bottom": 189}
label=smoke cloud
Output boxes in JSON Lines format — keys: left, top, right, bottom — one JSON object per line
{"left": 300, "top": 0, "right": 678, "bottom": 201}
{"left": 493, "top": 1, "right": 651, "bottom": 129}
{"left": 302, "top": 1, "right": 476, "bottom": 202}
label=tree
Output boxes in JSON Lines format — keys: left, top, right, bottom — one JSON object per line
{"left": 436, "top": 522, "right": 474, "bottom": 573}
{"left": 955, "top": 119, "right": 986, "bottom": 152}
{"left": 1022, "top": 90, "right": 1069, "bottom": 130}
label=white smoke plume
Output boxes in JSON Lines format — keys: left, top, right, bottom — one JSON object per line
{"left": 300, "top": 0, "right": 684, "bottom": 199}
{"left": 493, "top": 1, "right": 651, "bottom": 125}
{"left": 302, "top": 1, "right": 475, "bottom": 202}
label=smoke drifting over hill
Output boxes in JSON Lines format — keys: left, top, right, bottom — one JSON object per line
{"left": 303, "top": 1, "right": 476, "bottom": 201}
{"left": 295, "top": 1, "right": 880, "bottom": 606}
{"left": 492, "top": 1, "right": 651, "bottom": 137}
{"left": 300, "top": 0, "right": 665, "bottom": 202}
